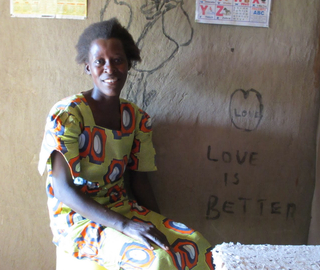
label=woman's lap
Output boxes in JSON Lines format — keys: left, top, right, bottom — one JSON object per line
{"left": 55, "top": 201, "right": 214, "bottom": 269}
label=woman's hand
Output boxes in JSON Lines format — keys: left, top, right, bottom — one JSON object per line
{"left": 127, "top": 171, "right": 172, "bottom": 250}
{"left": 121, "top": 219, "right": 170, "bottom": 251}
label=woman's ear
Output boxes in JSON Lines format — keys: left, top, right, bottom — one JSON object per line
{"left": 85, "top": 64, "right": 91, "bottom": 75}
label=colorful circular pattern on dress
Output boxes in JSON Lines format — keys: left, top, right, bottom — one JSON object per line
{"left": 93, "top": 133, "right": 103, "bottom": 157}
{"left": 163, "top": 218, "right": 195, "bottom": 235}
{"left": 120, "top": 242, "right": 155, "bottom": 269}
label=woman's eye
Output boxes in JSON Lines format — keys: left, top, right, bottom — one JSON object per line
{"left": 94, "top": 59, "right": 104, "bottom": 65}
{"left": 114, "top": 58, "right": 123, "bottom": 64}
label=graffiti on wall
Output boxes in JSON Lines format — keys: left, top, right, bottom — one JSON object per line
{"left": 206, "top": 146, "right": 297, "bottom": 221}
{"left": 100, "top": 0, "right": 194, "bottom": 109}
{"left": 229, "top": 88, "right": 264, "bottom": 132}
{"left": 207, "top": 146, "right": 258, "bottom": 186}
{"left": 206, "top": 195, "right": 297, "bottom": 220}
{"left": 209, "top": 87, "right": 296, "bottom": 220}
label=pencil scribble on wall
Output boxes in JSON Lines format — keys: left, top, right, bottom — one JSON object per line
{"left": 101, "top": 0, "right": 194, "bottom": 109}
{"left": 229, "top": 89, "right": 264, "bottom": 132}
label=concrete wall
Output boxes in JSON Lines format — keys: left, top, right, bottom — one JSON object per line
{"left": 1, "top": 1, "right": 319, "bottom": 269}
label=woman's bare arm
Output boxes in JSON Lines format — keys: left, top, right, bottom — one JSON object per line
{"left": 51, "top": 150, "right": 169, "bottom": 250}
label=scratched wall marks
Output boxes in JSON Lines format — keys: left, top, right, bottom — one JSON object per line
{"left": 229, "top": 89, "right": 264, "bottom": 132}
{"left": 100, "top": 0, "right": 194, "bottom": 109}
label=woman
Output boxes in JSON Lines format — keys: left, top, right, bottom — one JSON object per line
{"left": 38, "top": 18, "right": 214, "bottom": 269}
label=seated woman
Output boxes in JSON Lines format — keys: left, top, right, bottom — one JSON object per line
{"left": 38, "top": 18, "right": 214, "bottom": 270}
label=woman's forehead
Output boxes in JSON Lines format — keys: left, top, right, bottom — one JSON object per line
{"left": 89, "top": 38, "right": 125, "bottom": 56}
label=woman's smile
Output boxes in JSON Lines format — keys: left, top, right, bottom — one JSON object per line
{"left": 85, "top": 38, "right": 129, "bottom": 97}
{"left": 99, "top": 73, "right": 119, "bottom": 84}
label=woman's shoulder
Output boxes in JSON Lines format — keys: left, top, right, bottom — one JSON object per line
{"left": 49, "top": 93, "right": 88, "bottom": 114}
{"left": 47, "top": 93, "right": 89, "bottom": 124}
{"left": 52, "top": 93, "right": 87, "bottom": 110}
{"left": 120, "top": 98, "right": 138, "bottom": 108}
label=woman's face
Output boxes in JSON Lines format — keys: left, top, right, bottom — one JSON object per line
{"left": 85, "top": 38, "right": 129, "bottom": 98}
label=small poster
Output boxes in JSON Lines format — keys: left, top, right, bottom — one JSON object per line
{"left": 196, "top": 0, "right": 272, "bottom": 28}
{"left": 10, "top": 0, "right": 87, "bottom": 20}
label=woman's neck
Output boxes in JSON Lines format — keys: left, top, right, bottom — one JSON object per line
{"left": 83, "top": 89, "right": 121, "bottom": 130}
{"left": 91, "top": 87, "right": 120, "bottom": 103}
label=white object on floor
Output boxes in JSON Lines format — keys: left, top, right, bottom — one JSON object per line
{"left": 212, "top": 242, "right": 320, "bottom": 270}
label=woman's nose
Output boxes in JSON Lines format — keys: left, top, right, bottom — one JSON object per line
{"left": 104, "top": 63, "right": 114, "bottom": 74}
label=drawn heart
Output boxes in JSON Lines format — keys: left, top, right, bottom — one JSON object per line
{"left": 229, "top": 89, "right": 263, "bottom": 132}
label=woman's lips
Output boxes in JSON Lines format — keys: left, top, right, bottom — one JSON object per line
{"left": 100, "top": 74, "right": 119, "bottom": 84}
{"left": 103, "top": 78, "right": 118, "bottom": 84}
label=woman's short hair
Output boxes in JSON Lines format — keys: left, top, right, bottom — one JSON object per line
{"left": 75, "top": 18, "right": 141, "bottom": 67}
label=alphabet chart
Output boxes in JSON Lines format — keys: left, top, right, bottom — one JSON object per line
{"left": 196, "top": 0, "right": 272, "bottom": 28}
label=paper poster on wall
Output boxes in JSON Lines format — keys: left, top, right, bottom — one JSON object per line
{"left": 10, "top": 0, "right": 87, "bottom": 19}
{"left": 196, "top": 0, "right": 272, "bottom": 28}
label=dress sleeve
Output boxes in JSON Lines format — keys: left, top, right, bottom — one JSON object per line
{"left": 127, "top": 109, "right": 157, "bottom": 172}
{"left": 38, "top": 106, "right": 82, "bottom": 178}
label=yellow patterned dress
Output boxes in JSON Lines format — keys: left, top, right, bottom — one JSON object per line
{"left": 38, "top": 93, "right": 214, "bottom": 270}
